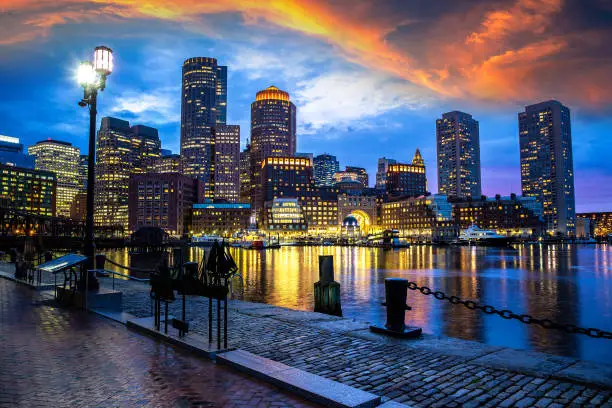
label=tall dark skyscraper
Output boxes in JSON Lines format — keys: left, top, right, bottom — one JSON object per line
{"left": 375, "top": 157, "right": 397, "bottom": 191}
{"left": 386, "top": 149, "right": 427, "bottom": 198}
{"left": 212, "top": 125, "right": 240, "bottom": 203}
{"left": 313, "top": 154, "right": 339, "bottom": 187}
{"left": 180, "top": 57, "right": 227, "bottom": 199}
{"left": 436, "top": 111, "right": 482, "bottom": 199}
{"left": 519, "top": 100, "right": 576, "bottom": 235}
{"left": 250, "top": 86, "right": 296, "bottom": 214}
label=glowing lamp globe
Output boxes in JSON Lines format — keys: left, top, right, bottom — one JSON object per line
{"left": 93, "top": 46, "right": 113, "bottom": 76}
{"left": 77, "top": 61, "right": 97, "bottom": 87}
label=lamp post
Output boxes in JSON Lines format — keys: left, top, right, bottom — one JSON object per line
{"left": 77, "top": 46, "right": 113, "bottom": 290}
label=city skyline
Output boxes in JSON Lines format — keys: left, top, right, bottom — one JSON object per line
{"left": 0, "top": 1, "right": 611, "bottom": 212}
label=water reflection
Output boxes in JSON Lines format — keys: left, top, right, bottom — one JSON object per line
{"left": 102, "top": 244, "right": 612, "bottom": 363}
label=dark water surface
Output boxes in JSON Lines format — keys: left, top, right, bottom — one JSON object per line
{"left": 104, "top": 244, "right": 612, "bottom": 364}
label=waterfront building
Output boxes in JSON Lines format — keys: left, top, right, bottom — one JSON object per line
{"left": 0, "top": 135, "right": 34, "bottom": 169}
{"left": 300, "top": 187, "right": 339, "bottom": 233}
{"left": 264, "top": 198, "right": 307, "bottom": 232}
{"left": 239, "top": 142, "right": 251, "bottom": 202}
{"left": 375, "top": 157, "right": 397, "bottom": 191}
{"left": 345, "top": 166, "right": 369, "bottom": 188}
{"left": 334, "top": 178, "right": 364, "bottom": 195}
{"left": 128, "top": 173, "right": 200, "bottom": 236}
{"left": 576, "top": 218, "right": 591, "bottom": 239}
{"left": 250, "top": 86, "right": 296, "bottom": 214}
{"left": 191, "top": 203, "right": 251, "bottom": 236}
{"left": 386, "top": 149, "right": 427, "bottom": 198}
{"left": 180, "top": 57, "right": 227, "bottom": 198}
{"left": 258, "top": 156, "right": 312, "bottom": 209}
{"left": 70, "top": 191, "right": 87, "bottom": 221}
{"left": 313, "top": 154, "right": 339, "bottom": 187}
{"left": 28, "top": 139, "right": 80, "bottom": 218}
{"left": 333, "top": 170, "right": 360, "bottom": 184}
{"left": 95, "top": 117, "right": 161, "bottom": 227}
{"left": 381, "top": 194, "right": 456, "bottom": 242}
{"left": 337, "top": 194, "right": 378, "bottom": 234}
{"left": 78, "top": 154, "right": 88, "bottom": 191}
{"left": 212, "top": 124, "right": 240, "bottom": 203}
{"left": 519, "top": 100, "right": 576, "bottom": 235}
{"left": 577, "top": 212, "right": 612, "bottom": 238}
{"left": 436, "top": 111, "right": 482, "bottom": 199}
{"left": 452, "top": 194, "right": 544, "bottom": 237}
{"left": 150, "top": 154, "right": 182, "bottom": 174}
{"left": 0, "top": 163, "right": 56, "bottom": 216}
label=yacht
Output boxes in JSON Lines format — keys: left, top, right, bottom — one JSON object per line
{"left": 457, "top": 225, "right": 513, "bottom": 247}
{"left": 191, "top": 235, "right": 224, "bottom": 247}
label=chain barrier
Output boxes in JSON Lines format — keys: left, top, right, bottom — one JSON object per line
{"left": 406, "top": 281, "right": 612, "bottom": 340}
{"left": 103, "top": 257, "right": 163, "bottom": 274}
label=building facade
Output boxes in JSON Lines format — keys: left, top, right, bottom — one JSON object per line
{"left": 0, "top": 135, "right": 34, "bottom": 169}
{"left": 191, "top": 203, "right": 251, "bottom": 236}
{"left": 180, "top": 57, "right": 227, "bottom": 198}
{"left": 264, "top": 198, "right": 307, "bottom": 232}
{"left": 345, "top": 166, "right": 369, "bottom": 188}
{"left": 239, "top": 142, "right": 251, "bottom": 202}
{"left": 150, "top": 154, "right": 182, "bottom": 174}
{"left": 577, "top": 212, "right": 612, "bottom": 238}
{"left": 436, "top": 111, "right": 482, "bottom": 199}
{"left": 258, "top": 156, "right": 312, "bottom": 210}
{"left": 128, "top": 173, "right": 199, "bottom": 236}
{"left": 519, "top": 100, "right": 576, "bottom": 235}
{"left": 250, "top": 86, "right": 296, "bottom": 214}
{"left": 0, "top": 164, "right": 56, "bottom": 216}
{"left": 212, "top": 124, "right": 240, "bottom": 202}
{"left": 313, "top": 154, "right": 339, "bottom": 187}
{"left": 375, "top": 157, "right": 397, "bottom": 191}
{"left": 28, "top": 139, "right": 80, "bottom": 218}
{"left": 386, "top": 149, "right": 427, "bottom": 198}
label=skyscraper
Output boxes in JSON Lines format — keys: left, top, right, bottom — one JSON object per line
{"left": 180, "top": 57, "right": 227, "bottom": 199}
{"left": 375, "top": 157, "right": 397, "bottom": 191}
{"left": 212, "top": 125, "right": 240, "bottom": 203}
{"left": 79, "top": 154, "right": 88, "bottom": 191}
{"left": 28, "top": 139, "right": 80, "bottom": 217}
{"left": 250, "top": 86, "right": 296, "bottom": 214}
{"left": 314, "top": 154, "right": 339, "bottom": 187}
{"left": 519, "top": 100, "right": 576, "bottom": 235}
{"left": 239, "top": 141, "right": 251, "bottom": 203}
{"left": 345, "top": 166, "right": 369, "bottom": 188}
{"left": 436, "top": 111, "right": 482, "bottom": 199}
{"left": 95, "top": 117, "right": 161, "bottom": 227}
{"left": 386, "top": 149, "right": 427, "bottom": 198}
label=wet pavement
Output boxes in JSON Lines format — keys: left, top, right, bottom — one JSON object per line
{"left": 0, "top": 279, "right": 317, "bottom": 408}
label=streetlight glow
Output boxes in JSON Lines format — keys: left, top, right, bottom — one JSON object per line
{"left": 94, "top": 46, "right": 113, "bottom": 76}
{"left": 77, "top": 61, "right": 98, "bottom": 87}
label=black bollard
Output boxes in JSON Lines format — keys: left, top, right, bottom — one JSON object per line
{"left": 370, "top": 278, "right": 422, "bottom": 338}
{"left": 314, "top": 255, "right": 342, "bottom": 316}
{"left": 95, "top": 254, "right": 106, "bottom": 271}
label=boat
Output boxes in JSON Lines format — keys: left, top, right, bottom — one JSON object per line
{"left": 191, "top": 235, "right": 224, "bottom": 247}
{"left": 456, "top": 225, "right": 513, "bottom": 247}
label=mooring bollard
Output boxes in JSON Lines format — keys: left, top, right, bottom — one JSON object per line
{"left": 314, "top": 255, "right": 342, "bottom": 316}
{"left": 370, "top": 278, "right": 422, "bottom": 338}
{"left": 95, "top": 254, "right": 106, "bottom": 271}
{"left": 172, "top": 247, "right": 185, "bottom": 269}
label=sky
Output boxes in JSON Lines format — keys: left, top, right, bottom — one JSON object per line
{"left": 0, "top": 0, "right": 611, "bottom": 211}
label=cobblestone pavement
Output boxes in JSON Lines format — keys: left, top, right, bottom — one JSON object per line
{"left": 0, "top": 279, "right": 318, "bottom": 408}
{"left": 103, "top": 278, "right": 612, "bottom": 408}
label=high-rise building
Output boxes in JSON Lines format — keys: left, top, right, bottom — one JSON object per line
{"left": 519, "top": 100, "right": 576, "bottom": 235}
{"left": 345, "top": 166, "right": 369, "bottom": 188}
{"left": 95, "top": 117, "right": 161, "bottom": 227}
{"left": 28, "top": 139, "right": 80, "bottom": 218}
{"left": 0, "top": 135, "right": 34, "bottom": 169}
{"left": 386, "top": 149, "right": 427, "bottom": 198}
{"left": 212, "top": 125, "right": 240, "bottom": 203}
{"left": 375, "top": 157, "right": 397, "bottom": 191}
{"left": 296, "top": 152, "right": 313, "bottom": 165}
{"left": 436, "top": 111, "right": 482, "bottom": 199}
{"left": 150, "top": 154, "right": 182, "bottom": 174}
{"left": 313, "top": 154, "right": 339, "bottom": 187}
{"left": 250, "top": 86, "right": 296, "bottom": 214}
{"left": 180, "top": 57, "right": 227, "bottom": 198}
{"left": 78, "top": 154, "right": 88, "bottom": 191}
{"left": 0, "top": 163, "right": 56, "bottom": 216}
{"left": 239, "top": 141, "right": 251, "bottom": 202}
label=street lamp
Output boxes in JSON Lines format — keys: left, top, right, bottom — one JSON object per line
{"left": 77, "top": 45, "right": 113, "bottom": 290}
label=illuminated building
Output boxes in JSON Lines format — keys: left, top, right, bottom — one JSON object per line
{"left": 436, "top": 111, "right": 482, "bottom": 199}
{"left": 577, "top": 212, "right": 612, "bottom": 238}
{"left": 313, "top": 154, "right": 339, "bottom": 187}
{"left": 265, "top": 198, "right": 307, "bottom": 232}
{"left": 28, "top": 139, "right": 80, "bottom": 218}
{"left": 386, "top": 149, "right": 427, "bottom": 198}
{"left": 375, "top": 157, "right": 396, "bottom": 191}
{"left": 250, "top": 86, "right": 296, "bottom": 214}
{"left": 150, "top": 154, "right": 182, "bottom": 174}
{"left": 381, "top": 195, "right": 456, "bottom": 242}
{"left": 338, "top": 194, "right": 378, "bottom": 234}
{"left": 212, "top": 125, "right": 240, "bottom": 202}
{"left": 191, "top": 203, "right": 251, "bottom": 235}
{"left": 0, "top": 135, "right": 34, "bottom": 169}
{"left": 452, "top": 195, "right": 544, "bottom": 237}
{"left": 95, "top": 117, "right": 161, "bottom": 227}
{"left": 519, "top": 100, "right": 575, "bottom": 235}
{"left": 239, "top": 141, "right": 251, "bottom": 202}
{"left": 296, "top": 152, "right": 313, "bottom": 165}
{"left": 70, "top": 191, "right": 87, "bottom": 221}
{"left": 79, "top": 154, "right": 88, "bottom": 191}
{"left": 180, "top": 57, "right": 227, "bottom": 198}
{"left": 576, "top": 218, "right": 591, "bottom": 239}
{"left": 0, "top": 163, "right": 56, "bottom": 216}
{"left": 128, "top": 173, "right": 200, "bottom": 236}
{"left": 300, "top": 188, "right": 339, "bottom": 233}
{"left": 334, "top": 178, "right": 363, "bottom": 195}
{"left": 345, "top": 166, "right": 369, "bottom": 188}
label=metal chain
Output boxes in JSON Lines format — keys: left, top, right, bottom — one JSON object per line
{"left": 406, "top": 281, "right": 612, "bottom": 340}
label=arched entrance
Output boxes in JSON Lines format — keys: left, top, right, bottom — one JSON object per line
{"left": 341, "top": 210, "right": 372, "bottom": 237}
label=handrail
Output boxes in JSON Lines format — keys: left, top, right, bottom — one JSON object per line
{"left": 99, "top": 269, "right": 150, "bottom": 282}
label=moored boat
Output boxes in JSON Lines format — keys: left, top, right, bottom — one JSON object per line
{"left": 456, "top": 225, "right": 513, "bottom": 247}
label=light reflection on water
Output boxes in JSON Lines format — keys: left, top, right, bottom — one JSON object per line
{"left": 103, "top": 244, "right": 612, "bottom": 363}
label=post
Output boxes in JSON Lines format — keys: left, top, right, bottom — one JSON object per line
{"left": 369, "top": 278, "right": 422, "bottom": 338}
{"left": 83, "top": 90, "right": 99, "bottom": 291}
{"left": 314, "top": 255, "right": 342, "bottom": 316}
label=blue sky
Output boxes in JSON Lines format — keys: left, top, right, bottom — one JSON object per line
{"left": 1, "top": 0, "right": 611, "bottom": 211}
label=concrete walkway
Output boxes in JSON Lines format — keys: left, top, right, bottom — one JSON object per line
{"left": 0, "top": 279, "right": 318, "bottom": 408}
{"left": 103, "top": 277, "right": 612, "bottom": 408}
